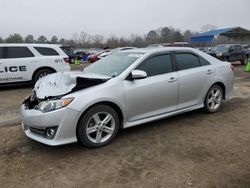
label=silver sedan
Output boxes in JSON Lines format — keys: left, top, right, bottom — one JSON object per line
{"left": 21, "top": 47, "right": 234, "bottom": 148}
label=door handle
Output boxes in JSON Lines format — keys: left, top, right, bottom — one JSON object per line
{"left": 206, "top": 70, "right": 213, "bottom": 75}
{"left": 168, "top": 77, "right": 177, "bottom": 83}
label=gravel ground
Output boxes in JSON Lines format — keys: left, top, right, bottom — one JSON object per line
{"left": 0, "top": 65, "right": 250, "bottom": 188}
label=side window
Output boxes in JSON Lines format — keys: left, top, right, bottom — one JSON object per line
{"left": 229, "top": 46, "right": 235, "bottom": 52}
{"left": 199, "top": 57, "right": 210, "bottom": 66}
{"left": 5, "top": 47, "right": 34, "bottom": 59}
{"left": 0, "top": 47, "right": 3, "bottom": 59}
{"left": 175, "top": 53, "right": 200, "bottom": 71}
{"left": 34, "top": 47, "right": 59, "bottom": 56}
{"left": 235, "top": 45, "right": 241, "bottom": 51}
{"left": 136, "top": 54, "right": 173, "bottom": 77}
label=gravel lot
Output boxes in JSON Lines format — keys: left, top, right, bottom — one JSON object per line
{"left": 0, "top": 64, "right": 250, "bottom": 188}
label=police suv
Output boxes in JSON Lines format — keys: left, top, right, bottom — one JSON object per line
{"left": 0, "top": 44, "right": 70, "bottom": 84}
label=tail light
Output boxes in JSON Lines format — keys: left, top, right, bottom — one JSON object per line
{"left": 63, "top": 57, "right": 69, "bottom": 63}
{"left": 230, "top": 64, "right": 234, "bottom": 72}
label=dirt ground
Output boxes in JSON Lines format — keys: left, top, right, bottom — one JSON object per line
{"left": 0, "top": 65, "right": 250, "bottom": 188}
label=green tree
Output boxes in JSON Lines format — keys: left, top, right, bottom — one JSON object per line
{"left": 51, "top": 36, "right": 58, "bottom": 44}
{"left": 173, "top": 31, "right": 184, "bottom": 42}
{"left": 0, "top": 37, "right": 4, "bottom": 43}
{"left": 160, "top": 27, "right": 171, "bottom": 43}
{"left": 146, "top": 30, "right": 158, "bottom": 44}
{"left": 59, "top": 38, "right": 65, "bottom": 44}
{"left": 24, "top": 34, "right": 34, "bottom": 43}
{"left": 5, "top": 33, "right": 23, "bottom": 43}
{"left": 183, "top": 30, "right": 193, "bottom": 42}
{"left": 37, "top": 35, "right": 47, "bottom": 43}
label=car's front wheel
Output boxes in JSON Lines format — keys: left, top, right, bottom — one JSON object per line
{"left": 77, "top": 105, "right": 120, "bottom": 148}
{"left": 204, "top": 85, "right": 223, "bottom": 113}
{"left": 33, "top": 69, "right": 54, "bottom": 83}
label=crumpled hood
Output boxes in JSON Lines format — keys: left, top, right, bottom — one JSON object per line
{"left": 34, "top": 71, "right": 110, "bottom": 99}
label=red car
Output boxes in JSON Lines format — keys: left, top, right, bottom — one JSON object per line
{"left": 87, "top": 50, "right": 110, "bottom": 63}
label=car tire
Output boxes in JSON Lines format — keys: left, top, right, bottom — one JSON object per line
{"left": 241, "top": 56, "right": 248, "bottom": 65}
{"left": 77, "top": 105, "right": 120, "bottom": 148}
{"left": 204, "top": 85, "right": 223, "bottom": 113}
{"left": 33, "top": 69, "right": 54, "bottom": 83}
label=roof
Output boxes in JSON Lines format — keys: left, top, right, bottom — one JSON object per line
{"left": 191, "top": 27, "right": 250, "bottom": 42}
{"left": 0, "top": 43, "right": 60, "bottom": 47}
{"left": 194, "top": 27, "right": 236, "bottom": 38}
{"left": 122, "top": 47, "right": 196, "bottom": 54}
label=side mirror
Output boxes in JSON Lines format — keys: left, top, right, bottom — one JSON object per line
{"left": 229, "top": 49, "right": 234, "bottom": 53}
{"left": 131, "top": 70, "right": 147, "bottom": 80}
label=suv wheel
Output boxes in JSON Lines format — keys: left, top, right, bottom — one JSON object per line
{"left": 204, "top": 85, "right": 223, "bottom": 113}
{"left": 33, "top": 69, "right": 53, "bottom": 83}
{"left": 77, "top": 105, "right": 120, "bottom": 148}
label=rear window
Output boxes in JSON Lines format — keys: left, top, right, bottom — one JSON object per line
{"left": 199, "top": 57, "right": 210, "bottom": 66}
{"left": 175, "top": 53, "right": 200, "bottom": 71}
{"left": 34, "top": 47, "right": 59, "bottom": 56}
{"left": 5, "top": 47, "right": 34, "bottom": 59}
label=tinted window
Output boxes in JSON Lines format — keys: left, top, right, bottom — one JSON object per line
{"left": 175, "top": 53, "right": 200, "bottom": 71}
{"left": 6, "top": 47, "right": 34, "bottom": 59}
{"left": 34, "top": 47, "right": 59, "bottom": 56}
{"left": 199, "top": 57, "right": 210, "bottom": 66}
{"left": 136, "top": 54, "right": 172, "bottom": 77}
{"left": 0, "top": 47, "right": 3, "bottom": 59}
{"left": 229, "top": 46, "right": 235, "bottom": 52}
{"left": 235, "top": 45, "right": 241, "bottom": 51}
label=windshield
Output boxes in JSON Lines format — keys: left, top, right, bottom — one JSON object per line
{"left": 213, "top": 46, "right": 230, "bottom": 53}
{"left": 84, "top": 52, "right": 144, "bottom": 77}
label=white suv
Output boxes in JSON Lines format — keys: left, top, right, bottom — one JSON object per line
{"left": 0, "top": 44, "right": 70, "bottom": 84}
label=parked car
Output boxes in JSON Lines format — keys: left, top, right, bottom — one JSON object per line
{"left": 197, "top": 47, "right": 212, "bottom": 53}
{"left": 147, "top": 44, "right": 164, "bottom": 48}
{"left": 86, "top": 50, "right": 110, "bottom": 63}
{"left": 209, "top": 44, "right": 249, "bottom": 65}
{"left": 163, "top": 42, "right": 191, "bottom": 47}
{"left": 60, "top": 45, "right": 76, "bottom": 64}
{"left": 21, "top": 47, "right": 234, "bottom": 148}
{"left": 87, "top": 48, "right": 136, "bottom": 63}
{"left": 0, "top": 44, "right": 70, "bottom": 84}
{"left": 74, "top": 50, "right": 89, "bottom": 62}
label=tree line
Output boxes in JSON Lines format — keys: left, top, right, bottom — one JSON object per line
{"left": 0, "top": 25, "right": 219, "bottom": 48}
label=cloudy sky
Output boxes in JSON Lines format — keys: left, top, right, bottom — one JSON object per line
{"left": 0, "top": 0, "right": 249, "bottom": 39}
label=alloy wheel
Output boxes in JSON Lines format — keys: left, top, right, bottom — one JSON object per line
{"left": 207, "top": 88, "right": 222, "bottom": 111}
{"left": 86, "top": 112, "right": 115, "bottom": 144}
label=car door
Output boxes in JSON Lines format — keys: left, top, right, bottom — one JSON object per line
{"left": 174, "top": 52, "right": 215, "bottom": 109}
{"left": 235, "top": 45, "right": 243, "bottom": 61}
{"left": 228, "top": 46, "right": 237, "bottom": 61}
{"left": 4, "top": 46, "right": 35, "bottom": 83}
{"left": 123, "top": 53, "right": 178, "bottom": 122}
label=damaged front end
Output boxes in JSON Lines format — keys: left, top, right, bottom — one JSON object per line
{"left": 23, "top": 71, "right": 110, "bottom": 111}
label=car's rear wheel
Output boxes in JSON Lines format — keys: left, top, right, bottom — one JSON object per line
{"left": 204, "top": 85, "right": 223, "bottom": 113}
{"left": 33, "top": 69, "right": 54, "bottom": 83}
{"left": 77, "top": 105, "right": 120, "bottom": 148}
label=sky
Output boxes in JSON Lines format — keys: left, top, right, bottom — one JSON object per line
{"left": 0, "top": 0, "right": 249, "bottom": 40}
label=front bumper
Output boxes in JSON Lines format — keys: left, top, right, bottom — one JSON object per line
{"left": 21, "top": 105, "right": 80, "bottom": 146}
